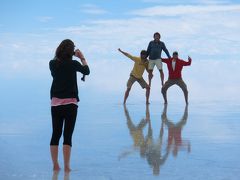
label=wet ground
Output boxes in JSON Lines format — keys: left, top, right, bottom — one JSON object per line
{"left": 0, "top": 99, "right": 240, "bottom": 180}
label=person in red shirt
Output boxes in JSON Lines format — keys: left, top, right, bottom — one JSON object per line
{"left": 161, "top": 51, "right": 192, "bottom": 104}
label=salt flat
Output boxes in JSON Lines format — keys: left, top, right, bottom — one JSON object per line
{"left": 0, "top": 99, "right": 239, "bottom": 180}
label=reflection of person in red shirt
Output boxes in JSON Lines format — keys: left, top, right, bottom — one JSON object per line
{"left": 161, "top": 51, "right": 192, "bottom": 104}
{"left": 162, "top": 104, "right": 191, "bottom": 157}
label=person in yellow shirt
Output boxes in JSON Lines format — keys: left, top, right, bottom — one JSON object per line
{"left": 118, "top": 48, "right": 151, "bottom": 104}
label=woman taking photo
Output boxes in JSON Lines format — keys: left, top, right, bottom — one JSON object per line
{"left": 49, "top": 39, "right": 90, "bottom": 172}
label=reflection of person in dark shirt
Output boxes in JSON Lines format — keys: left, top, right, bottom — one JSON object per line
{"left": 162, "top": 104, "right": 191, "bottom": 157}
{"left": 145, "top": 105, "right": 169, "bottom": 176}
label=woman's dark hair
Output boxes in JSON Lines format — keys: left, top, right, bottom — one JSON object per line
{"left": 55, "top": 39, "right": 75, "bottom": 61}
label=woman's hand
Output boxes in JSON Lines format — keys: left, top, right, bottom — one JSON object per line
{"left": 75, "top": 49, "right": 88, "bottom": 65}
{"left": 75, "top": 49, "right": 85, "bottom": 59}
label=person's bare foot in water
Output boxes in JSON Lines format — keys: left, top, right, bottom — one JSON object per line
{"left": 64, "top": 166, "right": 71, "bottom": 173}
{"left": 53, "top": 163, "right": 61, "bottom": 171}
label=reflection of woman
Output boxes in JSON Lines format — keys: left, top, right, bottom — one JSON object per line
{"left": 49, "top": 39, "right": 90, "bottom": 172}
{"left": 162, "top": 104, "right": 190, "bottom": 157}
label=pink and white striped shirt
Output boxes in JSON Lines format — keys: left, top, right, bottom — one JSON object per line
{"left": 51, "top": 97, "right": 78, "bottom": 106}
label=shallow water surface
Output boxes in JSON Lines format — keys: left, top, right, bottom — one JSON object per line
{"left": 0, "top": 100, "right": 240, "bottom": 180}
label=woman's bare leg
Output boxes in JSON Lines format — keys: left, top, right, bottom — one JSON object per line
{"left": 63, "top": 145, "right": 71, "bottom": 172}
{"left": 50, "top": 145, "right": 60, "bottom": 171}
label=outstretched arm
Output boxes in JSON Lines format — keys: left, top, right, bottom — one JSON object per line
{"left": 118, "top": 48, "right": 133, "bottom": 60}
{"left": 181, "top": 56, "right": 192, "bottom": 66}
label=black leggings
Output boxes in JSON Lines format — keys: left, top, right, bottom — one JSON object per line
{"left": 50, "top": 104, "right": 78, "bottom": 146}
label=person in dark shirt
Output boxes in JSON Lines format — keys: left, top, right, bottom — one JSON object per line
{"left": 146, "top": 32, "right": 171, "bottom": 87}
{"left": 49, "top": 39, "right": 90, "bottom": 172}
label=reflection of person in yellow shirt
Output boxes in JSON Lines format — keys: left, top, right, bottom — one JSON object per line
{"left": 118, "top": 105, "right": 148, "bottom": 160}
{"left": 118, "top": 48, "right": 151, "bottom": 104}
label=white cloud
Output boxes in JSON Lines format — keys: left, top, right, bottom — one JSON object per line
{"left": 1, "top": 5, "right": 240, "bottom": 75}
{"left": 131, "top": 4, "right": 240, "bottom": 16}
{"left": 56, "top": 6, "right": 240, "bottom": 59}
{"left": 81, "top": 4, "right": 107, "bottom": 15}
{"left": 1, "top": 3, "right": 240, "bottom": 102}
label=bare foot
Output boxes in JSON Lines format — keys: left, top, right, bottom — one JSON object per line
{"left": 64, "top": 167, "right": 71, "bottom": 173}
{"left": 53, "top": 164, "right": 61, "bottom": 171}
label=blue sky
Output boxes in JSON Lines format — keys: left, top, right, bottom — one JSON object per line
{"left": 1, "top": 0, "right": 240, "bottom": 103}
